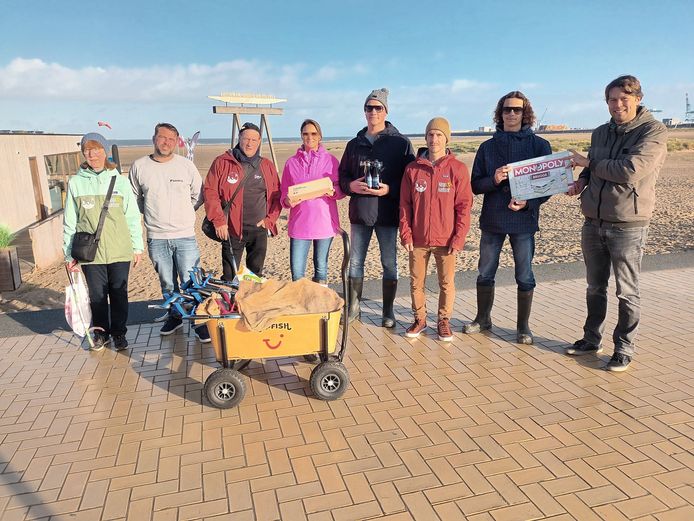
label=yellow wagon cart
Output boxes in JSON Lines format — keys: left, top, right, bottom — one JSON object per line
{"left": 202, "top": 230, "right": 352, "bottom": 409}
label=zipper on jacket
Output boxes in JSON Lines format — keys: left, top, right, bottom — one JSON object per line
{"left": 597, "top": 132, "right": 621, "bottom": 220}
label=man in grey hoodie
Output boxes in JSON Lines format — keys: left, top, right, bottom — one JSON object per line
{"left": 566, "top": 75, "right": 667, "bottom": 371}
{"left": 129, "top": 122, "right": 209, "bottom": 342}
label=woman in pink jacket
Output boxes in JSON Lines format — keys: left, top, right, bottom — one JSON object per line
{"left": 281, "top": 119, "right": 344, "bottom": 284}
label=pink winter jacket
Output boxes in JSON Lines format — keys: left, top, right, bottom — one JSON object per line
{"left": 281, "top": 145, "right": 344, "bottom": 239}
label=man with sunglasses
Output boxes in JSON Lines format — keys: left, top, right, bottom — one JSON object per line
{"left": 339, "top": 88, "right": 415, "bottom": 327}
{"left": 464, "top": 91, "right": 551, "bottom": 345}
{"left": 565, "top": 75, "right": 667, "bottom": 372}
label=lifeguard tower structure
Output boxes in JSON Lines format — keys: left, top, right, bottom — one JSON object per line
{"left": 209, "top": 92, "right": 287, "bottom": 171}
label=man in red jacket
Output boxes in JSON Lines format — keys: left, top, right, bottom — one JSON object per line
{"left": 399, "top": 117, "right": 473, "bottom": 341}
{"left": 203, "top": 123, "right": 281, "bottom": 280}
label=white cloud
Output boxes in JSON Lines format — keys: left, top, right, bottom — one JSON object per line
{"left": 450, "top": 79, "right": 492, "bottom": 92}
{"left": 0, "top": 57, "right": 343, "bottom": 103}
{"left": 2, "top": 58, "right": 675, "bottom": 136}
{"left": 0, "top": 56, "right": 380, "bottom": 136}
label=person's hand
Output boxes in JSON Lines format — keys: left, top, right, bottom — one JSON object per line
{"left": 133, "top": 252, "right": 142, "bottom": 267}
{"left": 494, "top": 165, "right": 510, "bottom": 185}
{"left": 567, "top": 177, "right": 587, "bottom": 196}
{"left": 215, "top": 224, "right": 229, "bottom": 241}
{"left": 569, "top": 150, "right": 590, "bottom": 169}
{"left": 66, "top": 259, "right": 80, "bottom": 273}
{"left": 508, "top": 198, "right": 527, "bottom": 211}
{"left": 369, "top": 182, "right": 389, "bottom": 197}
{"left": 257, "top": 219, "right": 266, "bottom": 228}
{"left": 404, "top": 242, "right": 414, "bottom": 252}
{"left": 324, "top": 188, "right": 335, "bottom": 198}
{"left": 349, "top": 176, "right": 369, "bottom": 195}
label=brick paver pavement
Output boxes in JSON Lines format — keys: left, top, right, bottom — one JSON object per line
{"left": 1, "top": 267, "right": 692, "bottom": 521}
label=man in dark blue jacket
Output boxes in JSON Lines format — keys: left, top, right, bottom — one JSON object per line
{"left": 338, "top": 88, "right": 415, "bottom": 327}
{"left": 464, "top": 92, "right": 551, "bottom": 344}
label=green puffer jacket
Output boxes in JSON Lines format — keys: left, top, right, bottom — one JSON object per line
{"left": 579, "top": 107, "right": 667, "bottom": 223}
{"left": 63, "top": 167, "right": 144, "bottom": 264}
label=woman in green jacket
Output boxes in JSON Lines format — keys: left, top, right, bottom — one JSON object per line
{"left": 63, "top": 133, "right": 143, "bottom": 351}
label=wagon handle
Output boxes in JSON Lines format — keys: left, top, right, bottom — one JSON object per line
{"left": 337, "top": 228, "right": 350, "bottom": 362}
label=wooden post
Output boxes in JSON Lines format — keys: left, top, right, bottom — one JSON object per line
{"left": 0, "top": 247, "right": 21, "bottom": 291}
{"left": 211, "top": 98, "right": 284, "bottom": 171}
{"left": 231, "top": 114, "right": 242, "bottom": 148}
{"left": 261, "top": 114, "right": 279, "bottom": 172}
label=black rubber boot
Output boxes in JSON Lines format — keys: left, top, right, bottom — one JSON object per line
{"left": 347, "top": 277, "right": 363, "bottom": 323}
{"left": 381, "top": 279, "right": 397, "bottom": 328}
{"left": 516, "top": 289, "right": 534, "bottom": 345}
{"left": 463, "top": 285, "right": 494, "bottom": 334}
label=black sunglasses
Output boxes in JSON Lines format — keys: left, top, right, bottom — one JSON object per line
{"left": 364, "top": 105, "right": 385, "bottom": 113}
{"left": 502, "top": 107, "right": 524, "bottom": 114}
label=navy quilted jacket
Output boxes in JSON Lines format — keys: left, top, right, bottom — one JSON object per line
{"left": 471, "top": 126, "right": 551, "bottom": 234}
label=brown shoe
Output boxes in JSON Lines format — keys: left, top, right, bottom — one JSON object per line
{"left": 437, "top": 319, "right": 453, "bottom": 341}
{"left": 405, "top": 319, "right": 427, "bottom": 338}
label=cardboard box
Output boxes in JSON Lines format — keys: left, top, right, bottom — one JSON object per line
{"left": 287, "top": 177, "right": 333, "bottom": 203}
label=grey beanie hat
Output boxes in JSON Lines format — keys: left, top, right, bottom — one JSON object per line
{"left": 80, "top": 132, "right": 110, "bottom": 153}
{"left": 364, "top": 88, "right": 389, "bottom": 112}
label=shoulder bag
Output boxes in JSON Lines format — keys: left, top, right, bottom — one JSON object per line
{"left": 71, "top": 176, "right": 117, "bottom": 263}
{"left": 201, "top": 173, "right": 250, "bottom": 242}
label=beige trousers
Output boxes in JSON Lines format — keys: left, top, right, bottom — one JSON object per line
{"left": 409, "top": 246, "right": 456, "bottom": 321}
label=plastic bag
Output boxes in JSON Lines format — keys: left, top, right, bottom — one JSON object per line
{"left": 232, "top": 265, "right": 267, "bottom": 286}
{"left": 65, "top": 271, "right": 92, "bottom": 337}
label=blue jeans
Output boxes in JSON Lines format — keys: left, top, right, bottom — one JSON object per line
{"left": 290, "top": 237, "right": 333, "bottom": 282}
{"left": 147, "top": 237, "right": 200, "bottom": 297}
{"left": 349, "top": 224, "right": 398, "bottom": 280}
{"left": 477, "top": 231, "right": 536, "bottom": 291}
{"left": 581, "top": 221, "right": 648, "bottom": 357}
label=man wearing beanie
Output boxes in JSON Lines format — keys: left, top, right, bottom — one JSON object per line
{"left": 464, "top": 91, "right": 552, "bottom": 345}
{"left": 63, "top": 132, "right": 143, "bottom": 351}
{"left": 338, "top": 88, "right": 415, "bottom": 328}
{"left": 400, "top": 117, "right": 473, "bottom": 340}
{"left": 203, "top": 122, "right": 281, "bottom": 281}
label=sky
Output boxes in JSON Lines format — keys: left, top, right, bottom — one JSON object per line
{"left": 1, "top": 0, "right": 693, "bottom": 140}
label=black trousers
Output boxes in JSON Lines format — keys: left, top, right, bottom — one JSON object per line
{"left": 221, "top": 226, "right": 268, "bottom": 281}
{"left": 81, "top": 261, "right": 130, "bottom": 336}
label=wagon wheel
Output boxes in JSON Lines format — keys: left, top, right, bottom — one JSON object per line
{"left": 310, "top": 361, "right": 349, "bottom": 401}
{"left": 204, "top": 368, "right": 246, "bottom": 409}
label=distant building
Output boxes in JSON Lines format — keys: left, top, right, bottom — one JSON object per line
{"left": 478, "top": 126, "right": 494, "bottom": 133}
{"left": 662, "top": 118, "right": 681, "bottom": 126}
{"left": 538, "top": 124, "right": 569, "bottom": 132}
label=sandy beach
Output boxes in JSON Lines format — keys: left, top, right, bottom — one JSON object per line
{"left": 2, "top": 132, "right": 693, "bottom": 313}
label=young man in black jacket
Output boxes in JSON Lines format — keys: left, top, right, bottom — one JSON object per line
{"left": 338, "top": 88, "right": 415, "bottom": 327}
